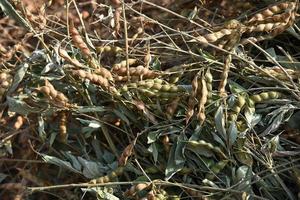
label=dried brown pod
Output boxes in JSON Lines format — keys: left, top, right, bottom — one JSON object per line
{"left": 13, "top": 115, "right": 25, "bottom": 130}
{"left": 248, "top": 2, "right": 293, "bottom": 23}
{"left": 69, "top": 22, "right": 91, "bottom": 58}
{"left": 112, "top": 59, "right": 137, "bottom": 70}
{"left": 58, "top": 47, "right": 84, "bottom": 68}
{"left": 36, "top": 80, "right": 70, "bottom": 107}
{"left": 124, "top": 183, "right": 150, "bottom": 197}
{"left": 71, "top": 70, "right": 117, "bottom": 93}
{"left": 197, "top": 77, "right": 208, "bottom": 125}
{"left": 113, "top": 65, "right": 159, "bottom": 79}
{"left": 93, "top": 67, "right": 114, "bottom": 81}
{"left": 218, "top": 55, "right": 232, "bottom": 97}
{"left": 96, "top": 46, "right": 122, "bottom": 54}
{"left": 59, "top": 111, "right": 67, "bottom": 143}
{"left": 0, "top": 71, "right": 13, "bottom": 100}
{"left": 118, "top": 143, "right": 134, "bottom": 166}
{"left": 186, "top": 75, "right": 199, "bottom": 123}
{"left": 114, "top": 7, "right": 122, "bottom": 36}
{"left": 245, "top": 1, "right": 298, "bottom": 38}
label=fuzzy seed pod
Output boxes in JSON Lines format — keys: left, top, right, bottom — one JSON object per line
{"left": 94, "top": 67, "right": 113, "bottom": 81}
{"left": 69, "top": 22, "right": 91, "bottom": 58}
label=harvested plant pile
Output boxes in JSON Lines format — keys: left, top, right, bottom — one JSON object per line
{"left": 1, "top": 0, "right": 300, "bottom": 199}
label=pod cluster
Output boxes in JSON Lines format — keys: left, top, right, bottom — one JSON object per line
{"left": 36, "top": 80, "right": 70, "bottom": 107}
{"left": 119, "top": 79, "right": 187, "bottom": 98}
{"left": 249, "top": 91, "right": 282, "bottom": 105}
{"left": 71, "top": 69, "right": 109, "bottom": 88}
{"left": 113, "top": 65, "right": 160, "bottom": 81}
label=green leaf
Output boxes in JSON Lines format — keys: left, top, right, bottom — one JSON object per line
{"left": 7, "top": 63, "right": 29, "bottom": 95}
{"left": 228, "top": 122, "right": 238, "bottom": 148}
{"left": 77, "top": 157, "right": 107, "bottom": 179}
{"left": 38, "top": 116, "right": 47, "bottom": 141}
{"left": 229, "top": 81, "right": 247, "bottom": 94}
{"left": 214, "top": 106, "right": 226, "bottom": 140}
{"left": 165, "top": 134, "right": 186, "bottom": 180}
{"left": 0, "top": 0, "right": 30, "bottom": 30}
{"left": 147, "top": 130, "right": 161, "bottom": 144}
{"left": 7, "top": 96, "right": 43, "bottom": 115}
{"left": 148, "top": 143, "right": 158, "bottom": 163}
{"left": 235, "top": 165, "right": 253, "bottom": 194}
{"left": 41, "top": 154, "right": 81, "bottom": 174}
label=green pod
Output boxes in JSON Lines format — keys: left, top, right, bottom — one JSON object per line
{"left": 152, "top": 83, "right": 163, "bottom": 90}
{"left": 202, "top": 179, "right": 219, "bottom": 188}
{"left": 232, "top": 106, "right": 241, "bottom": 114}
{"left": 259, "top": 92, "right": 269, "bottom": 100}
{"left": 169, "top": 85, "right": 179, "bottom": 93}
{"left": 169, "top": 74, "right": 181, "bottom": 83}
{"left": 268, "top": 91, "right": 281, "bottom": 99}
{"left": 156, "top": 193, "right": 166, "bottom": 200}
{"left": 119, "top": 85, "right": 128, "bottom": 92}
{"left": 250, "top": 94, "right": 262, "bottom": 103}
{"left": 168, "top": 195, "right": 180, "bottom": 200}
{"left": 128, "top": 83, "right": 138, "bottom": 88}
{"left": 140, "top": 89, "right": 158, "bottom": 97}
{"left": 236, "top": 95, "right": 246, "bottom": 108}
{"left": 144, "top": 81, "right": 154, "bottom": 89}
{"left": 160, "top": 84, "right": 171, "bottom": 92}
{"left": 205, "top": 70, "right": 213, "bottom": 83}
{"left": 248, "top": 99, "right": 255, "bottom": 108}
{"left": 138, "top": 80, "right": 147, "bottom": 87}
{"left": 154, "top": 78, "right": 164, "bottom": 84}
{"left": 228, "top": 113, "right": 238, "bottom": 121}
